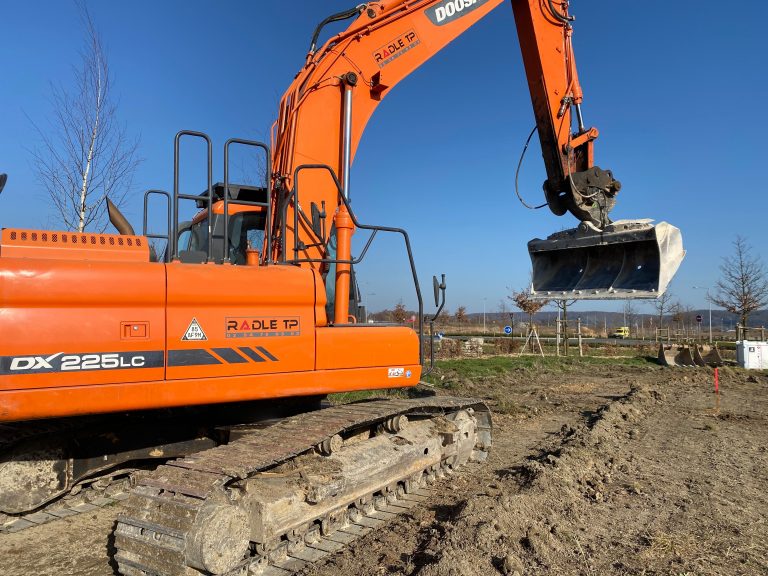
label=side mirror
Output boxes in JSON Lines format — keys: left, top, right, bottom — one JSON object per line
{"left": 0, "top": 174, "right": 7, "bottom": 195}
{"left": 432, "top": 273, "right": 446, "bottom": 307}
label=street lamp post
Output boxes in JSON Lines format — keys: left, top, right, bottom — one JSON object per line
{"left": 692, "top": 286, "right": 712, "bottom": 344}
{"left": 482, "top": 297, "right": 487, "bottom": 334}
{"left": 365, "top": 292, "right": 376, "bottom": 323}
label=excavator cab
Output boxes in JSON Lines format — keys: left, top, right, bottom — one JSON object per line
{"left": 181, "top": 184, "right": 267, "bottom": 265}
{"left": 528, "top": 219, "right": 684, "bottom": 300}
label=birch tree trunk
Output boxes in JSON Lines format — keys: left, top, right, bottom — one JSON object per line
{"left": 30, "top": 2, "right": 139, "bottom": 233}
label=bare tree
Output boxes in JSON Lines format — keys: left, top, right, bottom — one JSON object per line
{"left": 670, "top": 301, "right": 684, "bottom": 333}
{"left": 623, "top": 300, "right": 636, "bottom": 336}
{"left": 650, "top": 287, "right": 675, "bottom": 329}
{"left": 30, "top": 2, "right": 140, "bottom": 232}
{"left": 454, "top": 305, "right": 467, "bottom": 324}
{"left": 509, "top": 289, "right": 548, "bottom": 327}
{"left": 711, "top": 236, "right": 768, "bottom": 327}
{"left": 392, "top": 301, "right": 408, "bottom": 324}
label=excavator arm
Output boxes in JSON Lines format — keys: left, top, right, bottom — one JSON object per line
{"left": 269, "top": 0, "right": 683, "bottom": 317}
{"left": 270, "top": 0, "right": 509, "bottom": 268}
{"left": 511, "top": 0, "right": 621, "bottom": 226}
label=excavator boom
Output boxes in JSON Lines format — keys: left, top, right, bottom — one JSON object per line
{"left": 270, "top": 0, "right": 683, "bottom": 309}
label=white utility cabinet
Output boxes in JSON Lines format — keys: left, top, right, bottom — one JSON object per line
{"left": 736, "top": 340, "right": 768, "bottom": 369}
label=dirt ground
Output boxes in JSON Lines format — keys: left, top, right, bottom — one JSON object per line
{"left": 1, "top": 359, "right": 766, "bottom": 576}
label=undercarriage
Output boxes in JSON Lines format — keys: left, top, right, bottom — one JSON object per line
{"left": 0, "top": 397, "right": 325, "bottom": 531}
{"left": 0, "top": 396, "right": 491, "bottom": 575}
{"left": 114, "top": 397, "right": 491, "bottom": 576}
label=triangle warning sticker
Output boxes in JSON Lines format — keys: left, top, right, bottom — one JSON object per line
{"left": 182, "top": 318, "right": 207, "bottom": 341}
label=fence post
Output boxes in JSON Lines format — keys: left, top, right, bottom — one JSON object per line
{"left": 578, "top": 318, "right": 583, "bottom": 357}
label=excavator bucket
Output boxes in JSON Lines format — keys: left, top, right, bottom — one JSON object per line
{"left": 528, "top": 220, "right": 684, "bottom": 300}
{"left": 658, "top": 344, "right": 697, "bottom": 367}
{"left": 692, "top": 345, "right": 707, "bottom": 367}
{"left": 698, "top": 344, "right": 724, "bottom": 367}
{"left": 657, "top": 344, "right": 677, "bottom": 367}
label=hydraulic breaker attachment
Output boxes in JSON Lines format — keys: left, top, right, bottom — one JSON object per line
{"left": 528, "top": 220, "right": 684, "bottom": 300}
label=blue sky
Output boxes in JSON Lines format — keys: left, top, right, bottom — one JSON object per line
{"left": 1, "top": 1, "right": 764, "bottom": 315}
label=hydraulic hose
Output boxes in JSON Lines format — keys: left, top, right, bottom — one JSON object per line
{"left": 308, "top": 5, "right": 365, "bottom": 54}
{"left": 546, "top": 0, "right": 573, "bottom": 24}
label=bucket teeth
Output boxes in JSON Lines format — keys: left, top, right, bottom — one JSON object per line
{"left": 528, "top": 220, "right": 684, "bottom": 300}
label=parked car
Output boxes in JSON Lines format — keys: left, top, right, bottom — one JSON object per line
{"left": 610, "top": 326, "right": 630, "bottom": 339}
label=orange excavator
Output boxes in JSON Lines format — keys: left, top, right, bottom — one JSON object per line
{"left": 0, "top": 1, "right": 683, "bottom": 574}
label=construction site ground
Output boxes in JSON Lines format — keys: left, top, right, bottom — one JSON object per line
{"left": 1, "top": 356, "right": 766, "bottom": 575}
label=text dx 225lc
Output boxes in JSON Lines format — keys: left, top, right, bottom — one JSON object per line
{"left": 0, "top": 1, "right": 684, "bottom": 574}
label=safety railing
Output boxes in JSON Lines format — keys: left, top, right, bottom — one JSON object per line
{"left": 222, "top": 138, "right": 272, "bottom": 264}
{"left": 283, "top": 164, "right": 426, "bottom": 365}
{"left": 172, "top": 131, "right": 213, "bottom": 261}
{"left": 142, "top": 190, "right": 172, "bottom": 262}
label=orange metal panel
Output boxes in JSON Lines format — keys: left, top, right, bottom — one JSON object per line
{"left": 0, "top": 365, "right": 422, "bottom": 422}
{"left": 165, "top": 262, "right": 317, "bottom": 380}
{"left": 0, "top": 228, "right": 150, "bottom": 262}
{"left": 316, "top": 326, "right": 419, "bottom": 371}
{"left": 0, "top": 257, "right": 166, "bottom": 391}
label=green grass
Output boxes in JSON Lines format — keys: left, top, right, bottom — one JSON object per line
{"left": 421, "top": 354, "right": 654, "bottom": 385}
{"left": 329, "top": 355, "right": 656, "bottom": 404}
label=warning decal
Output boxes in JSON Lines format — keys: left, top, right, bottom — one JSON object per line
{"left": 182, "top": 318, "right": 207, "bottom": 341}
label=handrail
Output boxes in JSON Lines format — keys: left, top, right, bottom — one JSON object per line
{"left": 142, "top": 189, "right": 172, "bottom": 262}
{"left": 223, "top": 138, "right": 272, "bottom": 264}
{"left": 287, "top": 164, "right": 425, "bottom": 366}
{"left": 173, "top": 131, "right": 212, "bottom": 261}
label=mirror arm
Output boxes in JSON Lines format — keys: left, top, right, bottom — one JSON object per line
{"left": 422, "top": 274, "right": 446, "bottom": 378}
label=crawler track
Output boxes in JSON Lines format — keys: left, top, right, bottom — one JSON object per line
{"left": 0, "top": 414, "right": 216, "bottom": 533}
{"left": 114, "top": 397, "right": 492, "bottom": 576}
{"left": 0, "top": 418, "right": 119, "bottom": 533}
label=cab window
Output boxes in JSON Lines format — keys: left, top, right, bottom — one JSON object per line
{"left": 228, "top": 211, "right": 266, "bottom": 264}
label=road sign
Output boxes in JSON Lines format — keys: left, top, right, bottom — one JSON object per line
{"left": 696, "top": 314, "right": 703, "bottom": 323}
{"left": 504, "top": 325, "right": 512, "bottom": 335}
